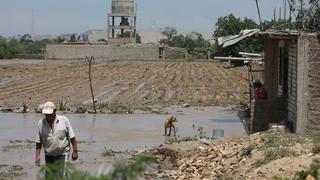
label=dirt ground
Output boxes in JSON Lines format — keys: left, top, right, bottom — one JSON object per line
{"left": 0, "top": 59, "right": 248, "bottom": 110}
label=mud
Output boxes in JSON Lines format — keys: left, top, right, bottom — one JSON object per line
{"left": 0, "top": 106, "right": 246, "bottom": 179}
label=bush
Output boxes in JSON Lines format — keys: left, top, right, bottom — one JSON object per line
{"left": 58, "top": 98, "right": 68, "bottom": 111}
{"left": 294, "top": 159, "right": 320, "bottom": 180}
{"left": 75, "top": 106, "right": 87, "bottom": 114}
{"left": 97, "top": 102, "right": 108, "bottom": 110}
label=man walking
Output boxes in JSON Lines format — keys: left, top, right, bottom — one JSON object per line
{"left": 35, "top": 101, "right": 78, "bottom": 178}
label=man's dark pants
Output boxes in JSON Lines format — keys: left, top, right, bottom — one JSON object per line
{"left": 45, "top": 155, "right": 66, "bottom": 179}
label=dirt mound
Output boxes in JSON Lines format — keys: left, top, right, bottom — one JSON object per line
{"left": 0, "top": 60, "right": 248, "bottom": 110}
{"left": 146, "top": 133, "right": 320, "bottom": 180}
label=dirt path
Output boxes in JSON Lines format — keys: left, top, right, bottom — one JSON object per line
{"left": 0, "top": 60, "right": 248, "bottom": 109}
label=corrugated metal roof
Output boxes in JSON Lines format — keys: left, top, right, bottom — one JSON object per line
{"left": 217, "top": 29, "right": 301, "bottom": 48}
{"left": 217, "top": 29, "right": 260, "bottom": 48}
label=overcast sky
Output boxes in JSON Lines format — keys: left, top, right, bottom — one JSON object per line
{"left": 0, "top": 0, "right": 290, "bottom": 36}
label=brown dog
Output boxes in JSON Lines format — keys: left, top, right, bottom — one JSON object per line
{"left": 163, "top": 116, "right": 178, "bottom": 136}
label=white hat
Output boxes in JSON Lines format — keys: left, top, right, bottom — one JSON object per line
{"left": 42, "top": 101, "right": 56, "bottom": 114}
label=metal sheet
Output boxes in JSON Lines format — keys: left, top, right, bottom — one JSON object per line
{"left": 217, "top": 29, "right": 260, "bottom": 48}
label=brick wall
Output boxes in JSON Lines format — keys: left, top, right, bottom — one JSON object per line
{"left": 250, "top": 98, "right": 287, "bottom": 133}
{"left": 305, "top": 35, "right": 320, "bottom": 133}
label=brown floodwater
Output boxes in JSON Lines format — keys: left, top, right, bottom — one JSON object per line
{"left": 0, "top": 106, "right": 246, "bottom": 179}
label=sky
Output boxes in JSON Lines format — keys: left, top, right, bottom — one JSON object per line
{"left": 0, "top": 0, "right": 289, "bottom": 37}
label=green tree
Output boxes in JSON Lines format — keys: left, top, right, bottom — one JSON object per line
{"left": 0, "top": 36, "right": 11, "bottom": 59}
{"left": 287, "top": 0, "right": 320, "bottom": 32}
{"left": 160, "top": 27, "right": 178, "bottom": 46}
{"left": 171, "top": 34, "right": 185, "bottom": 48}
{"left": 7, "top": 38, "right": 25, "bottom": 56}
{"left": 214, "top": 14, "right": 258, "bottom": 37}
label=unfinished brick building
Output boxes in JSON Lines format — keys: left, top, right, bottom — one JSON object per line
{"left": 250, "top": 31, "right": 320, "bottom": 134}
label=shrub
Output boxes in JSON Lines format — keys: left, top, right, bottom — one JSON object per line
{"left": 58, "top": 98, "right": 68, "bottom": 111}
{"left": 97, "top": 102, "right": 108, "bottom": 110}
{"left": 75, "top": 106, "right": 87, "bottom": 114}
{"left": 295, "top": 159, "right": 320, "bottom": 180}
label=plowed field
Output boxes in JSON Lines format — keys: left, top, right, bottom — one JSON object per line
{"left": 0, "top": 60, "right": 249, "bottom": 109}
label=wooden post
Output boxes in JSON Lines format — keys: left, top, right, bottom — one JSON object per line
{"left": 87, "top": 56, "right": 96, "bottom": 113}
{"left": 248, "top": 63, "right": 253, "bottom": 102}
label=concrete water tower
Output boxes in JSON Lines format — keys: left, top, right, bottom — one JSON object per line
{"left": 107, "top": 0, "right": 137, "bottom": 45}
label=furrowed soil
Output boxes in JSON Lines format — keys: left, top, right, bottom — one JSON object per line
{"left": 0, "top": 59, "right": 248, "bottom": 109}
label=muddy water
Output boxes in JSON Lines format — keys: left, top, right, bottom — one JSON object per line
{"left": 0, "top": 106, "right": 246, "bottom": 179}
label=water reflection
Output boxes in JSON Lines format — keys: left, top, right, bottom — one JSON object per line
{"left": 88, "top": 114, "right": 96, "bottom": 145}
{"left": 0, "top": 107, "right": 246, "bottom": 151}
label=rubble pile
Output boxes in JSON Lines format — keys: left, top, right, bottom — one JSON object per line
{"left": 169, "top": 134, "right": 263, "bottom": 180}
{"left": 146, "top": 132, "right": 319, "bottom": 180}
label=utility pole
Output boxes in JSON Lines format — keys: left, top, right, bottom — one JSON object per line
{"left": 32, "top": 9, "right": 34, "bottom": 36}
{"left": 255, "top": 0, "right": 263, "bottom": 30}
{"left": 279, "top": 7, "right": 282, "bottom": 21}
{"left": 284, "top": 0, "right": 287, "bottom": 21}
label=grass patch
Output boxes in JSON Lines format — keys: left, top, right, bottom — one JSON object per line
{"left": 108, "top": 102, "right": 133, "bottom": 114}
{"left": 254, "top": 147, "right": 297, "bottom": 167}
{"left": 253, "top": 133, "right": 307, "bottom": 167}
{"left": 260, "top": 133, "right": 307, "bottom": 149}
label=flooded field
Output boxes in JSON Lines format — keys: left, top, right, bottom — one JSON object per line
{"left": 0, "top": 106, "right": 246, "bottom": 179}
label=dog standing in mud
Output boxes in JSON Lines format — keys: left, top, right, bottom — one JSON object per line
{"left": 163, "top": 116, "right": 178, "bottom": 136}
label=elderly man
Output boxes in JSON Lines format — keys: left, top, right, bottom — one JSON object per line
{"left": 35, "top": 101, "right": 78, "bottom": 177}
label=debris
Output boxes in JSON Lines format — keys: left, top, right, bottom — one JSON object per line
{"left": 146, "top": 132, "right": 317, "bottom": 180}
{"left": 199, "top": 138, "right": 212, "bottom": 145}
{"left": 34, "top": 104, "right": 44, "bottom": 113}
{"left": 0, "top": 108, "right": 13, "bottom": 113}
{"left": 183, "top": 104, "right": 190, "bottom": 108}
{"left": 151, "top": 108, "right": 160, "bottom": 114}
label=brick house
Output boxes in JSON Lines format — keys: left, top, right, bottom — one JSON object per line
{"left": 250, "top": 31, "right": 320, "bottom": 134}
